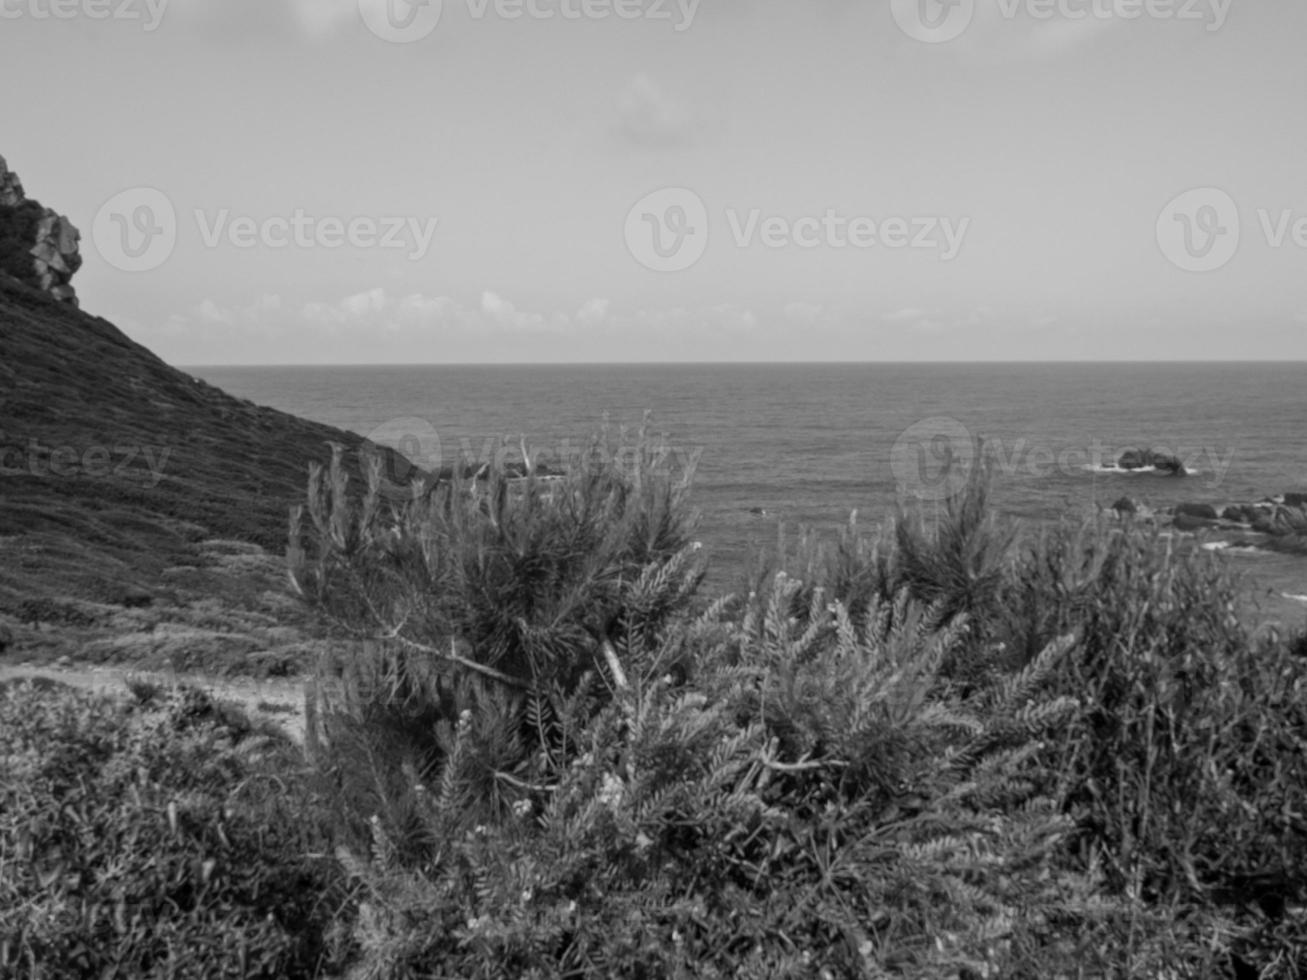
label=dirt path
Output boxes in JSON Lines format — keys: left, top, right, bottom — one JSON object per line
{"left": 0, "top": 661, "right": 309, "bottom": 743}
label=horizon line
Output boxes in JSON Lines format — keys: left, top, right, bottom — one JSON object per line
{"left": 180, "top": 359, "right": 1307, "bottom": 370}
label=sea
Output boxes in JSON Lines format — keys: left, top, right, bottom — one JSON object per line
{"left": 191, "top": 362, "right": 1307, "bottom": 632}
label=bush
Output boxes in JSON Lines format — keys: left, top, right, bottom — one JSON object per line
{"left": 0, "top": 682, "right": 347, "bottom": 979}
{"left": 289, "top": 426, "right": 705, "bottom": 857}
{"left": 282, "top": 447, "right": 1307, "bottom": 978}
{"left": 330, "top": 582, "right": 1098, "bottom": 979}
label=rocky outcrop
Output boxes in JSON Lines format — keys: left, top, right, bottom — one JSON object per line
{"left": 0, "top": 159, "right": 22, "bottom": 207}
{"left": 1118, "top": 448, "right": 1187, "bottom": 476}
{"left": 1174, "top": 503, "right": 1219, "bottom": 522}
{"left": 0, "top": 154, "right": 81, "bottom": 306}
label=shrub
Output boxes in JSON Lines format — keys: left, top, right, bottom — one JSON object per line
{"left": 289, "top": 425, "right": 705, "bottom": 859}
{"left": 0, "top": 682, "right": 346, "bottom": 979}
{"left": 291, "top": 444, "right": 1307, "bottom": 978}
{"left": 330, "top": 580, "right": 1098, "bottom": 979}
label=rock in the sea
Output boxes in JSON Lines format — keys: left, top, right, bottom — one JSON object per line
{"left": 1117, "top": 449, "right": 1149, "bottom": 471}
{"left": 1152, "top": 454, "right": 1186, "bottom": 476}
{"left": 0, "top": 154, "right": 81, "bottom": 306}
{"left": 1117, "top": 448, "right": 1186, "bottom": 476}
{"left": 0, "top": 622, "right": 12, "bottom": 654}
{"left": 1112, "top": 496, "right": 1138, "bottom": 515}
{"left": 1221, "top": 506, "right": 1246, "bottom": 522}
{"left": 1284, "top": 492, "right": 1307, "bottom": 509}
{"left": 1174, "top": 503, "right": 1219, "bottom": 522}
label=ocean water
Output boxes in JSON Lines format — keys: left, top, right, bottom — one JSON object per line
{"left": 192, "top": 363, "right": 1307, "bottom": 628}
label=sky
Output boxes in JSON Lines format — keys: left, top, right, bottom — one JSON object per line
{"left": 3, "top": 0, "right": 1307, "bottom": 364}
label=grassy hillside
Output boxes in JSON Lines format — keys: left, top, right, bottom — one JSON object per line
{"left": 0, "top": 275, "right": 409, "bottom": 674}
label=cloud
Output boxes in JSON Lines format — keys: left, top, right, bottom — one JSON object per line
{"left": 576, "top": 298, "right": 611, "bottom": 326}
{"left": 881, "top": 306, "right": 993, "bottom": 333}
{"left": 159, "top": 290, "right": 780, "bottom": 362}
{"left": 481, "top": 290, "right": 552, "bottom": 331}
{"left": 709, "top": 304, "right": 759, "bottom": 332}
{"left": 615, "top": 74, "right": 696, "bottom": 147}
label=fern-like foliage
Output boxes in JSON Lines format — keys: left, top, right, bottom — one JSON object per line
{"left": 290, "top": 424, "right": 708, "bottom": 864}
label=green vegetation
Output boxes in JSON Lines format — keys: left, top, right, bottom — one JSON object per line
{"left": 0, "top": 681, "right": 345, "bottom": 978}
{"left": 0, "top": 278, "right": 410, "bottom": 675}
{"left": 5, "top": 429, "right": 1307, "bottom": 978}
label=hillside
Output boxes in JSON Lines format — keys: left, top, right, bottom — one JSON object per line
{"left": 0, "top": 275, "right": 406, "bottom": 675}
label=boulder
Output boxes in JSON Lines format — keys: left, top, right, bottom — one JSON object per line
{"left": 1118, "top": 449, "right": 1149, "bottom": 471}
{"left": 1174, "top": 502, "right": 1219, "bottom": 521}
{"left": 1284, "top": 492, "right": 1307, "bottom": 509}
{"left": 1278, "top": 506, "right": 1307, "bottom": 532}
{"left": 1221, "top": 506, "right": 1246, "bottom": 522}
{"left": 0, "top": 622, "right": 12, "bottom": 654}
{"left": 1112, "top": 496, "right": 1138, "bottom": 515}
{"left": 1152, "top": 454, "right": 1187, "bottom": 476}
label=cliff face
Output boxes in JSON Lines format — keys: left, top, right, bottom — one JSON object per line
{"left": 0, "top": 155, "right": 82, "bottom": 306}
